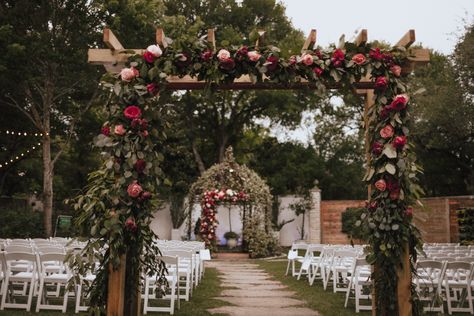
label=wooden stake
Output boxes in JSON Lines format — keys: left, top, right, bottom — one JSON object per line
{"left": 255, "top": 29, "right": 265, "bottom": 49}
{"left": 107, "top": 255, "right": 126, "bottom": 316}
{"left": 103, "top": 28, "right": 124, "bottom": 51}
{"left": 355, "top": 29, "right": 368, "bottom": 47}
{"left": 301, "top": 29, "right": 317, "bottom": 53}
{"left": 207, "top": 28, "right": 216, "bottom": 50}
{"left": 156, "top": 28, "right": 168, "bottom": 48}
{"left": 396, "top": 30, "right": 416, "bottom": 48}
{"left": 397, "top": 246, "right": 413, "bottom": 316}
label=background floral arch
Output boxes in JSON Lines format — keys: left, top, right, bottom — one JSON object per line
{"left": 188, "top": 147, "right": 276, "bottom": 256}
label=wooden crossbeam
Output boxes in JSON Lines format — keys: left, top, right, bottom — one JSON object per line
{"left": 301, "top": 29, "right": 317, "bottom": 53}
{"left": 207, "top": 29, "right": 216, "bottom": 50}
{"left": 103, "top": 28, "right": 124, "bottom": 51}
{"left": 156, "top": 28, "right": 168, "bottom": 48}
{"left": 255, "top": 29, "right": 265, "bottom": 49}
{"left": 355, "top": 29, "right": 368, "bottom": 47}
{"left": 396, "top": 29, "right": 416, "bottom": 48}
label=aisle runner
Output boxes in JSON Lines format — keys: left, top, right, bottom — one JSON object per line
{"left": 207, "top": 259, "right": 319, "bottom": 316}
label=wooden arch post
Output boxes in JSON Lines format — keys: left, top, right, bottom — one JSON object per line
{"left": 89, "top": 28, "right": 429, "bottom": 316}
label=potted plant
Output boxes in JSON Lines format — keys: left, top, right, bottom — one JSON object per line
{"left": 224, "top": 231, "right": 239, "bottom": 249}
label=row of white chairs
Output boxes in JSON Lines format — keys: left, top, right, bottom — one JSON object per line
{"left": 0, "top": 239, "right": 211, "bottom": 315}
{"left": 286, "top": 242, "right": 474, "bottom": 314}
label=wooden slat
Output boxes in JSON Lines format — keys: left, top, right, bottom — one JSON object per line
{"left": 88, "top": 48, "right": 144, "bottom": 64}
{"left": 156, "top": 28, "right": 168, "bottom": 48}
{"left": 107, "top": 256, "right": 126, "bottom": 316}
{"left": 396, "top": 29, "right": 416, "bottom": 48}
{"left": 207, "top": 29, "right": 216, "bottom": 50}
{"left": 355, "top": 29, "right": 368, "bottom": 47}
{"left": 255, "top": 29, "right": 265, "bottom": 49}
{"left": 103, "top": 28, "right": 124, "bottom": 51}
{"left": 301, "top": 29, "right": 317, "bottom": 53}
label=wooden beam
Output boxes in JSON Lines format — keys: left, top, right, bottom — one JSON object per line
{"left": 88, "top": 49, "right": 143, "bottom": 64}
{"left": 107, "top": 256, "right": 126, "bottom": 316}
{"left": 207, "top": 28, "right": 216, "bottom": 50}
{"left": 301, "top": 29, "right": 317, "bottom": 53}
{"left": 156, "top": 28, "right": 168, "bottom": 48}
{"left": 255, "top": 29, "right": 265, "bottom": 49}
{"left": 103, "top": 28, "right": 124, "bottom": 51}
{"left": 355, "top": 29, "right": 368, "bottom": 47}
{"left": 396, "top": 29, "right": 416, "bottom": 48}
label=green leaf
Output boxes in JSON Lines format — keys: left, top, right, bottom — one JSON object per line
{"left": 385, "top": 163, "right": 396, "bottom": 175}
{"left": 382, "top": 145, "right": 397, "bottom": 159}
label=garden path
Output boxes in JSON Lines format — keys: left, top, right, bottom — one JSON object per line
{"left": 207, "top": 254, "right": 319, "bottom": 316}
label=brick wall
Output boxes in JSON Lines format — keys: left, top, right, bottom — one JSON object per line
{"left": 320, "top": 196, "right": 474, "bottom": 244}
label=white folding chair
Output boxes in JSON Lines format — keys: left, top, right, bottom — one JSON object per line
{"left": 344, "top": 258, "right": 372, "bottom": 313}
{"left": 0, "top": 252, "right": 38, "bottom": 311}
{"left": 0, "top": 252, "right": 6, "bottom": 300}
{"left": 74, "top": 269, "right": 96, "bottom": 313}
{"left": 35, "top": 252, "right": 70, "bottom": 312}
{"left": 143, "top": 255, "right": 179, "bottom": 315}
{"left": 285, "top": 243, "right": 307, "bottom": 277}
{"left": 442, "top": 261, "right": 474, "bottom": 314}
{"left": 164, "top": 250, "right": 193, "bottom": 301}
{"left": 414, "top": 260, "right": 446, "bottom": 314}
{"left": 330, "top": 249, "right": 357, "bottom": 293}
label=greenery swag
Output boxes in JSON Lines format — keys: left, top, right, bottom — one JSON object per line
{"left": 70, "top": 30, "right": 423, "bottom": 314}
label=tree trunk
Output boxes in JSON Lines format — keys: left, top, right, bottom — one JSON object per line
{"left": 42, "top": 119, "right": 53, "bottom": 237}
{"left": 218, "top": 133, "right": 229, "bottom": 162}
{"left": 191, "top": 140, "right": 206, "bottom": 175}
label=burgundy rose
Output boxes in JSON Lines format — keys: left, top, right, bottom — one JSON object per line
{"left": 219, "top": 58, "right": 235, "bottom": 71}
{"left": 131, "top": 118, "right": 141, "bottom": 129}
{"left": 175, "top": 53, "right": 191, "bottom": 68}
{"left": 142, "top": 130, "right": 149, "bottom": 137}
{"left": 125, "top": 217, "right": 137, "bottom": 232}
{"left": 146, "top": 83, "right": 159, "bottom": 96}
{"left": 393, "top": 135, "right": 407, "bottom": 149}
{"left": 380, "top": 106, "right": 391, "bottom": 120}
{"left": 237, "top": 46, "right": 249, "bottom": 56}
{"left": 331, "top": 49, "right": 345, "bottom": 67}
{"left": 375, "top": 76, "right": 388, "bottom": 91}
{"left": 314, "top": 49, "right": 323, "bottom": 60}
{"left": 141, "top": 191, "right": 152, "bottom": 200}
{"left": 313, "top": 67, "right": 323, "bottom": 77}
{"left": 368, "top": 201, "right": 377, "bottom": 210}
{"left": 101, "top": 126, "right": 110, "bottom": 136}
{"left": 369, "top": 48, "right": 384, "bottom": 61}
{"left": 390, "top": 94, "right": 409, "bottom": 111}
{"left": 387, "top": 178, "right": 400, "bottom": 193}
{"left": 134, "top": 159, "right": 146, "bottom": 173}
{"left": 383, "top": 52, "right": 394, "bottom": 64}
{"left": 266, "top": 56, "right": 279, "bottom": 72}
{"left": 405, "top": 207, "right": 413, "bottom": 218}
{"left": 124, "top": 106, "right": 142, "bottom": 120}
{"left": 140, "top": 119, "right": 148, "bottom": 130}
{"left": 390, "top": 189, "right": 400, "bottom": 200}
{"left": 143, "top": 51, "right": 155, "bottom": 63}
{"left": 201, "top": 50, "right": 213, "bottom": 62}
{"left": 371, "top": 141, "right": 384, "bottom": 155}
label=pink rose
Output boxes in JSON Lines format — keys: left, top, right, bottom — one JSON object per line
{"left": 375, "top": 76, "right": 388, "bottom": 90}
{"left": 142, "top": 130, "right": 149, "bottom": 137}
{"left": 127, "top": 181, "right": 143, "bottom": 198}
{"left": 124, "top": 106, "right": 142, "bottom": 120}
{"left": 313, "top": 67, "right": 323, "bottom": 77}
{"left": 217, "top": 49, "right": 231, "bottom": 61}
{"left": 134, "top": 159, "right": 146, "bottom": 173}
{"left": 390, "top": 94, "right": 409, "bottom": 111}
{"left": 141, "top": 191, "right": 152, "bottom": 200}
{"left": 143, "top": 51, "right": 155, "bottom": 63}
{"left": 247, "top": 51, "right": 261, "bottom": 62}
{"left": 380, "top": 124, "right": 394, "bottom": 139}
{"left": 146, "top": 44, "right": 162, "bottom": 57}
{"left": 218, "top": 191, "right": 225, "bottom": 200}
{"left": 101, "top": 126, "right": 110, "bottom": 136}
{"left": 301, "top": 53, "right": 314, "bottom": 66}
{"left": 114, "top": 124, "right": 126, "bottom": 136}
{"left": 120, "top": 67, "right": 139, "bottom": 81}
{"left": 393, "top": 135, "right": 407, "bottom": 149}
{"left": 375, "top": 179, "right": 387, "bottom": 191}
{"left": 352, "top": 53, "right": 366, "bottom": 65}
{"left": 390, "top": 65, "right": 401, "bottom": 77}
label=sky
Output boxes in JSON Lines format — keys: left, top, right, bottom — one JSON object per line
{"left": 281, "top": 0, "right": 474, "bottom": 54}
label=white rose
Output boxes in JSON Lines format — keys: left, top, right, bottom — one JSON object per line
{"left": 217, "top": 49, "right": 231, "bottom": 61}
{"left": 147, "top": 44, "right": 162, "bottom": 57}
{"left": 226, "top": 189, "right": 234, "bottom": 196}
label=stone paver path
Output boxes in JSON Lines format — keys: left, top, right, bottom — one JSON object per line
{"left": 207, "top": 258, "right": 319, "bottom": 316}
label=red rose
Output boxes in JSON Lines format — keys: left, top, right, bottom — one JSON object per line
{"left": 313, "top": 67, "right": 323, "bottom": 77}
{"left": 352, "top": 53, "right": 366, "bottom": 65}
{"left": 332, "top": 49, "right": 345, "bottom": 67}
{"left": 131, "top": 118, "right": 141, "bottom": 129}
{"left": 266, "top": 56, "right": 279, "bottom": 72}
{"left": 219, "top": 58, "right": 235, "bottom": 71}
{"left": 146, "top": 83, "right": 159, "bottom": 96}
{"left": 101, "top": 126, "right": 110, "bottom": 136}
{"left": 314, "top": 49, "right": 323, "bottom": 60}
{"left": 371, "top": 141, "right": 384, "bottom": 155}
{"left": 143, "top": 51, "right": 155, "bottom": 63}
{"left": 134, "top": 159, "right": 146, "bottom": 173}
{"left": 201, "top": 50, "right": 213, "bottom": 62}
{"left": 127, "top": 181, "right": 143, "bottom": 198}
{"left": 390, "top": 94, "right": 409, "bottom": 111}
{"left": 380, "top": 124, "right": 394, "bottom": 139}
{"left": 237, "top": 46, "right": 249, "bottom": 56}
{"left": 380, "top": 106, "right": 391, "bottom": 120}
{"left": 124, "top": 106, "right": 142, "bottom": 120}
{"left": 375, "top": 179, "right": 387, "bottom": 191}
{"left": 125, "top": 217, "right": 137, "bottom": 232}
{"left": 393, "top": 136, "right": 407, "bottom": 150}
{"left": 375, "top": 76, "right": 388, "bottom": 90}
{"left": 405, "top": 207, "right": 413, "bottom": 218}
{"left": 387, "top": 178, "right": 400, "bottom": 193}
{"left": 369, "top": 48, "right": 384, "bottom": 61}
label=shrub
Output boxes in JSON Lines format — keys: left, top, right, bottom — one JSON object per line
{"left": 341, "top": 207, "right": 368, "bottom": 241}
{"left": 457, "top": 207, "right": 474, "bottom": 245}
{"left": 0, "top": 199, "right": 44, "bottom": 238}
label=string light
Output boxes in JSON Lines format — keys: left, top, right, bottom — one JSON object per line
{"left": 2, "top": 130, "right": 48, "bottom": 137}
{"left": 0, "top": 142, "right": 42, "bottom": 169}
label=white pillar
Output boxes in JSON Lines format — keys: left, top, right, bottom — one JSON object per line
{"left": 308, "top": 186, "right": 321, "bottom": 244}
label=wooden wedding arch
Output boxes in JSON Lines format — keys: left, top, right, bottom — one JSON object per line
{"left": 88, "top": 27, "right": 429, "bottom": 316}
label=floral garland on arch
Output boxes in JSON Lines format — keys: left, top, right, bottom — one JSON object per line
{"left": 200, "top": 189, "right": 250, "bottom": 250}
{"left": 74, "top": 31, "right": 424, "bottom": 315}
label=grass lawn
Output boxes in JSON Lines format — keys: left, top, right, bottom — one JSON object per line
{"left": 0, "top": 267, "right": 226, "bottom": 316}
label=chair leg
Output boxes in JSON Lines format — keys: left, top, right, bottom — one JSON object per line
{"left": 35, "top": 278, "right": 44, "bottom": 312}
{"left": 26, "top": 277, "right": 35, "bottom": 312}
{"left": 170, "top": 279, "right": 175, "bottom": 315}
{"left": 1, "top": 275, "right": 9, "bottom": 310}
{"left": 285, "top": 260, "right": 290, "bottom": 276}
{"left": 75, "top": 282, "right": 82, "bottom": 314}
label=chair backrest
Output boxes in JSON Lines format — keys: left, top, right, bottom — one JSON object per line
{"left": 37, "top": 252, "right": 66, "bottom": 274}
{"left": 5, "top": 245, "right": 33, "bottom": 253}
{"left": 4, "top": 251, "right": 37, "bottom": 266}
{"left": 444, "top": 261, "right": 474, "bottom": 280}
{"left": 36, "top": 246, "right": 65, "bottom": 254}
